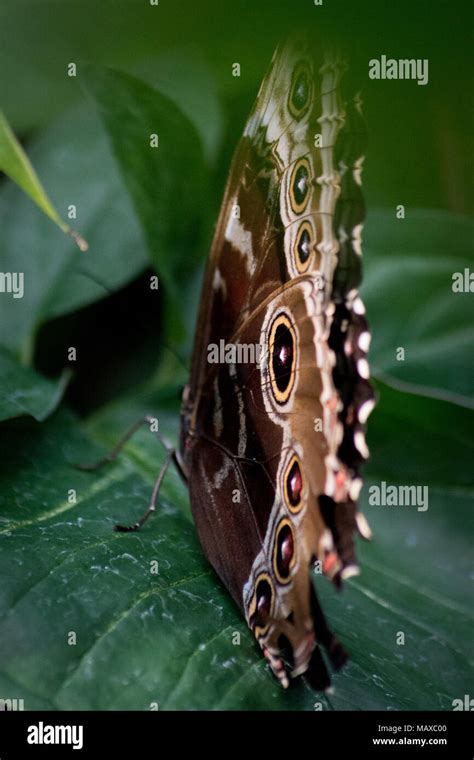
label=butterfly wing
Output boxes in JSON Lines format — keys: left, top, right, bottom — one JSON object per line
{"left": 180, "top": 38, "right": 375, "bottom": 687}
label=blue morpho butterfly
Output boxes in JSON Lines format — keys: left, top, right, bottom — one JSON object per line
{"left": 82, "top": 38, "right": 375, "bottom": 690}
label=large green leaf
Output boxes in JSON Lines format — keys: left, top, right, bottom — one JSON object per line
{"left": 0, "top": 346, "right": 71, "bottom": 423}
{"left": 0, "top": 108, "right": 150, "bottom": 362}
{"left": 0, "top": 376, "right": 471, "bottom": 710}
{"left": 363, "top": 209, "right": 474, "bottom": 400}
{"left": 82, "top": 65, "right": 209, "bottom": 342}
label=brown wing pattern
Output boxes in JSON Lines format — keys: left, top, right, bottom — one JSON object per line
{"left": 180, "top": 38, "right": 375, "bottom": 688}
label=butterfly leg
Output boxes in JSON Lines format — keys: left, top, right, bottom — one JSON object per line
{"left": 76, "top": 414, "right": 183, "bottom": 531}
{"left": 76, "top": 415, "right": 170, "bottom": 471}
{"left": 115, "top": 449, "right": 174, "bottom": 532}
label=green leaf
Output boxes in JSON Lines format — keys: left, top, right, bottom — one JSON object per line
{"left": 0, "top": 346, "right": 71, "bottom": 423}
{"left": 0, "top": 108, "right": 151, "bottom": 362}
{"left": 363, "top": 209, "right": 474, "bottom": 400}
{"left": 0, "top": 377, "right": 471, "bottom": 709}
{"left": 316, "top": 484, "right": 472, "bottom": 710}
{"left": 368, "top": 379, "right": 474, "bottom": 488}
{"left": 0, "top": 110, "right": 86, "bottom": 249}
{"left": 131, "top": 46, "right": 223, "bottom": 164}
{"left": 82, "top": 65, "right": 209, "bottom": 341}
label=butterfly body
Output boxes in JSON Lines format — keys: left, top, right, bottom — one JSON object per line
{"left": 179, "top": 38, "right": 375, "bottom": 688}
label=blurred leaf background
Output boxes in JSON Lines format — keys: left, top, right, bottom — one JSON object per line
{"left": 0, "top": 0, "right": 472, "bottom": 710}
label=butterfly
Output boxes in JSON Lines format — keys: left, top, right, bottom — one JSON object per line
{"left": 175, "top": 38, "right": 376, "bottom": 689}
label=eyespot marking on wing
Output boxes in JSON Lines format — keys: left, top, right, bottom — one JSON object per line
{"left": 268, "top": 312, "right": 297, "bottom": 404}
